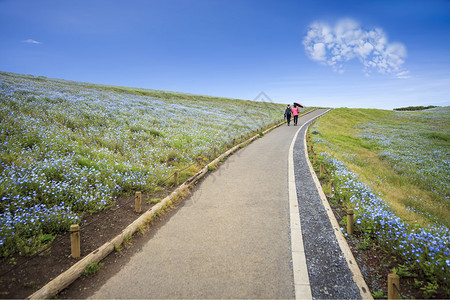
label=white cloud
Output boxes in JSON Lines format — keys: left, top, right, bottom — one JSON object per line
{"left": 311, "top": 43, "right": 326, "bottom": 61}
{"left": 395, "top": 70, "right": 411, "bottom": 79}
{"left": 303, "top": 18, "right": 407, "bottom": 76}
{"left": 23, "top": 39, "right": 42, "bottom": 44}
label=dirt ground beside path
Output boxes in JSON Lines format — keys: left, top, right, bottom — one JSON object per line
{"left": 59, "top": 187, "right": 191, "bottom": 299}
{"left": 0, "top": 187, "right": 175, "bottom": 299}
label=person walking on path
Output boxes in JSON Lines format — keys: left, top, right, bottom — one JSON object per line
{"left": 284, "top": 104, "right": 292, "bottom": 126}
{"left": 291, "top": 105, "right": 299, "bottom": 126}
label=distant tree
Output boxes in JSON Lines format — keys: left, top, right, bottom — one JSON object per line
{"left": 394, "top": 105, "right": 438, "bottom": 111}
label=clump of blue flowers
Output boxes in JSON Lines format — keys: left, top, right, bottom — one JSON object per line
{"left": 323, "top": 153, "right": 449, "bottom": 286}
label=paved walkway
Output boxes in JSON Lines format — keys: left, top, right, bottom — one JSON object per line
{"left": 90, "top": 109, "right": 365, "bottom": 299}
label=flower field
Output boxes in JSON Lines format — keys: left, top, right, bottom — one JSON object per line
{"left": 0, "top": 71, "right": 290, "bottom": 256}
{"left": 310, "top": 108, "right": 449, "bottom": 296}
{"left": 359, "top": 107, "right": 449, "bottom": 227}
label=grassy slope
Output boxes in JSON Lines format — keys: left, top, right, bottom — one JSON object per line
{"left": 311, "top": 107, "right": 449, "bottom": 228}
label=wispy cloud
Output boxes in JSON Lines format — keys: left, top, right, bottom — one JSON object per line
{"left": 395, "top": 70, "right": 411, "bottom": 79}
{"left": 22, "top": 39, "right": 42, "bottom": 45}
{"left": 303, "top": 18, "right": 407, "bottom": 77}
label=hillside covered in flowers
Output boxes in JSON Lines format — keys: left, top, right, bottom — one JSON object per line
{"left": 0, "top": 71, "right": 289, "bottom": 256}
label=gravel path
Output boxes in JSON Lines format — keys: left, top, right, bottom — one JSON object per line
{"left": 293, "top": 116, "right": 362, "bottom": 299}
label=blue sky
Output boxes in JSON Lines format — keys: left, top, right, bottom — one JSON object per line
{"left": 1, "top": 0, "right": 449, "bottom": 109}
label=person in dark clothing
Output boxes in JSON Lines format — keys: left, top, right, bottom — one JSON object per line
{"left": 284, "top": 104, "right": 292, "bottom": 126}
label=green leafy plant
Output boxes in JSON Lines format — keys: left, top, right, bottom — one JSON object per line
{"left": 414, "top": 278, "right": 423, "bottom": 288}
{"left": 356, "top": 239, "right": 370, "bottom": 251}
{"left": 420, "top": 281, "right": 438, "bottom": 299}
{"left": 371, "top": 290, "right": 384, "bottom": 299}
{"left": 39, "top": 233, "right": 54, "bottom": 244}
{"left": 392, "top": 265, "right": 415, "bottom": 278}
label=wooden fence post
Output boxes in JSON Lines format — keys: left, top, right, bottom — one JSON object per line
{"left": 224, "top": 142, "right": 227, "bottom": 150}
{"left": 388, "top": 273, "right": 400, "bottom": 300}
{"left": 70, "top": 224, "right": 80, "bottom": 259}
{"left": 313, "top": 153, "right": 317, "bottom": 165}
{"left": 135, "top": 191, "right": 142, "bottom": 213}
{"left": 320, "top": 164, "right": 324, "bottom": 176}
{"left": 213, "top": 147, "right": 217, "bottom": 158}
{"left": 330, "top": 179, "right": 334, "bottom": 196}
{"left": 347, "top": 209, "right": 354, "bottom": 235}
{"left": 174, "top": 170, "right": 179, "bottom": 186}
{"left": 233, "top": 138, "right": 236, "bottom": 146}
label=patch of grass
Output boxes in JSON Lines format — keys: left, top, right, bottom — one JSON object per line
{"left": 114, "top": 244, "right": 122, "bottom": 253}
{"left": 310, "top": 107, "right": 449, "bottom": 227}
{"left": 123, "top": 234, "right": 132, "bottom": 245}
{"left": 149, "top": 198, "right": 161, "bottom": 204}
{"left": 371, "top": 290, "right": 384, "bottom": 299}
{"left": 39, "top": 234, "right": 55, "bottom": 244}
{"left": 422, "top": 132, "right": 449, "bottom": 142}
{"left": 82, "top": 262, "right": 103, "bottom": 276}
